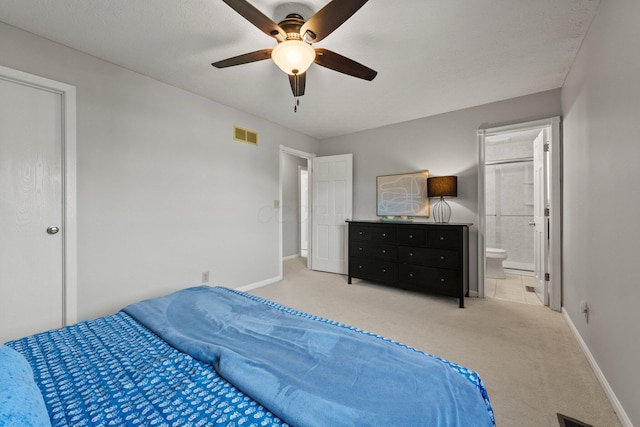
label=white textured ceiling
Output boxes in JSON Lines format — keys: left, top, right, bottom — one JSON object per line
{"left": 0, "top": 0, "right": 599, "bottom": 139}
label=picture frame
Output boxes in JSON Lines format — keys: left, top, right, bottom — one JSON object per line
{"left": 376, "top": 170, "right": 430, "bottom": 217}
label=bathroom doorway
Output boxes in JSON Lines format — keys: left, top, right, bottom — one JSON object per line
{"left": 478, "top": 117, "right": 562, "bottom": 311}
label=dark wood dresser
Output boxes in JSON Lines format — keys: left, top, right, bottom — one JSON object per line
{"left": 347, "top": 221, "right": 470, "bottom": 308}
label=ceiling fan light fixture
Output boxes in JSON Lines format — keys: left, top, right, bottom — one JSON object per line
{"left": 271, "top": 40, "right": 316, "bottom": 75}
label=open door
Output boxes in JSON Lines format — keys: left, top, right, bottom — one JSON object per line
{"left": 478, "top": 116, "right": 561, "bottom": 311}
{"left": 311, "top": 154, "right": 353, "bottom": 274}
{"left": 533, "top": 130, "right": 549, "bottom": 304}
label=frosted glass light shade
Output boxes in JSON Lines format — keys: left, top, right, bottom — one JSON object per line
{"left": 271, "top": 40, "right": 315, "bottom": 75}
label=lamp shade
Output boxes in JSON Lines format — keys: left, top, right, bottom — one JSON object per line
{"left": 271, "top": 40, "right": 316, "bottom": 75}
{"left": 427, "top": 176, "right": 458, "bottom": 198}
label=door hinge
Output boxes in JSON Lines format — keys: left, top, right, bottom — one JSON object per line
{"left": 544, "top": 208, "right": 550, "bottom": 216}
{"left": 544, "top": 143, "right": 550, "bottom": 152}
{"left": 545, "top": 273, "right": 550, "bottom": 281}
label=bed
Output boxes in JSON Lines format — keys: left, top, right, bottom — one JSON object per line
{"left": 1, "top": 286, "right": 495, "bottom": 426}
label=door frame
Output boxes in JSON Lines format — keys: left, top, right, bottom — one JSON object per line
{"left": 0, "top": 65, "right": 77, "bottom": 325}
{"left": 279, "top": 145, "right": 315, "bottom": 277}
{"left": 477, "top": 116, "right": 561, "bottom": 311}
{"left": 298, "top": 166, "right": 308, "bottom": 258}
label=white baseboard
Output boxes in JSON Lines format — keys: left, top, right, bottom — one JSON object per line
{"left": 282, "top": 254, "right": 299, "bottom": 261}
{"left": 562, "top": 308, "right": 633, "bottom": 427}
{"left": 236, "top": 275, "right": 282, "bottom": 293}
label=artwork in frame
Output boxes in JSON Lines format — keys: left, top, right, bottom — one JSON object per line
{"left": 377, "top": 170, "right": 430, "bottom": 218}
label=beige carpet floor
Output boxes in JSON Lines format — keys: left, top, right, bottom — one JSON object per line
{"left": 248, "top": 257, "right": 621, "bottom": 427}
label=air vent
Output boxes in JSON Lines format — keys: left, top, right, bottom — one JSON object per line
{"left": 234, "top": 126, "right": 258, "bottom": 146}
{"left": 557, "top": 413, "right": 593, "bottom": 427}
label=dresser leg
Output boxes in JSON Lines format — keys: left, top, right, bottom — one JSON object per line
{"left": 459, "top": 297, "right": 465, "bottom": 308}
{"left": 348, "top": 276, "right": 352, "bottom": 284}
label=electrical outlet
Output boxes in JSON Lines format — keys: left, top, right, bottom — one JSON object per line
{"left": 202, "top": 271, "right": 210, "bottom": 283}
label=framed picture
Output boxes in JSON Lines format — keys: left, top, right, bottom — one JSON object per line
{"left": 376, "top": 170, "right": 430, "bottom": 217}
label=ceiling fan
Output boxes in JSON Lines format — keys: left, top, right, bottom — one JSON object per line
{"left": 212, "top": 0, "right": 377, "bottom": 100}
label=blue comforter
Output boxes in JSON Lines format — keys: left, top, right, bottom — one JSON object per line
{"left": 124, "top": 286, "right": 495, "bottom": 427}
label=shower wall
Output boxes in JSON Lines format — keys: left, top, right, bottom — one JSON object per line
{"left": 485, "top": 138, "right": 534, "bottom": 271}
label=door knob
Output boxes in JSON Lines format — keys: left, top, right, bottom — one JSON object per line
{"left": 47, "top": 226, "right": 60, "bottom": 235}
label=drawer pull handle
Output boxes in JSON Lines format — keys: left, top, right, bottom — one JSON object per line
{"left": 409, "top": 273, "right": 414, "bottom": 277}
{"left": 359, "top": 247, "right": 363, "bottom": 251}
{"left": 439, "top": 236, "right": 445, "bottom": 241}
{"left": 440, "top": 278, "right": 446, "bottom": 282}
{"left": 382, "top": 269, "right": 387, "bottom": 273}
{"left": 382, "top": 249, "right": 386, "bottom": 254}
{"left": 408, "top": 234, "right": 413, "bottom": 238}
{"left": 358, "top": 265, "right": 363, "bottom": 269}
{"left": 359, "top": 231, "right": 363, "bottom": 235}
{"left": 440, "top": 256, "right": 445, "bottom": 260}
{"left": 382, "top": 233, "right": 386, "bottom": 237}
{"left": 409, "top": 252, "right": 414, "bottom": 257}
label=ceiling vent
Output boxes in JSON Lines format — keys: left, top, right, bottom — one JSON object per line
{"left": 234, "top": 126, "right": 258, "bottom": 146}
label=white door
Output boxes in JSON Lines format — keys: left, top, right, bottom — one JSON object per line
{"left": 311, "top": 154, "right": 353, "bottom": 274}
{"left": 532, "top": 130, "right": 549, "bottom": 304}
{"left": 0, "top": 77, "right": 64, "bottom": 342}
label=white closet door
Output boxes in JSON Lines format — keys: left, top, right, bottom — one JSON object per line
{"left": 311, "top": 154, "right": 353, "bottom": 274}
{"left": 0, "top": 77, "right": 63, "bottom": 342}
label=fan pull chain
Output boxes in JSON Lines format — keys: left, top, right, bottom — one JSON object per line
{"left": 293, "top": 73, "right": 301, "bottom": 112}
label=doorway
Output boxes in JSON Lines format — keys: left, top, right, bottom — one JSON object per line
{"left": 478, "top": 117, "right": 562, "bottom": 311}
{"left": 279, "top": 146, "right": 314, "bottom": 278}
{"left": 279, "top": 147, "right": 353, "bottom": 278}
{"left": 0, "top": 65, "right": 77, "bottom": 341}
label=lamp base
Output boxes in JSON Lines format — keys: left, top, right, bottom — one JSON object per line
{"left": 432, "top": 197, "right": 451, "bottom": 223}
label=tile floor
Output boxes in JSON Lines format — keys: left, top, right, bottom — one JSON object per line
{"left": 484, "top": 271, "right": 543, "bottom": 305}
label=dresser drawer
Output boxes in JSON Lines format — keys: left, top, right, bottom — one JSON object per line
{"left": 349, "top": 257, "right": 398, "bottom": 283}
{"left": 426, "top": 230, "right": 459, "bottom": 249}
{"left": 350, "top": 225, "right": 396, "bottom": 242}
{"left": 350, "top": 242, "right": 397, "bottom": 262}
{"left": 397, "top": 247, "right": 459, "bottom": 269}
{"left": 398, "top": 265, "right": 460, "bottom": 296}
{"left": 396, "top": 228, "right": 426, "bottom": 245}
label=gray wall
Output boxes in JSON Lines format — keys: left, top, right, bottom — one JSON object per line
{"left": 281, "top": 152, "right": 307, "bottom": 258}
{"left": 0, "top": 22, "right": 319, "bottom": 320}
{"left": 318, "top": 90, "right": 562, "bottom": 293}
{"left": 561, "top": 0, "right": 640, "bottom": 424}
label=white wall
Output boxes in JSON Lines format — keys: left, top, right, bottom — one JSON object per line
{"left": 561, "top": 0, "right": 640, "bottom": 424}
{"left": 0, "top": 22, "right": 319, "bottom": 320}
{"left": 318, "top": 90, "right": 562, "bottom": 293}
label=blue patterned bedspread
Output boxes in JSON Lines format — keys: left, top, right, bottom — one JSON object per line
{"left": 124, "top": 286, "right": 495, "bottom": 427}
{"left": 7, "top": 312, "right": 285, "bottom": 427}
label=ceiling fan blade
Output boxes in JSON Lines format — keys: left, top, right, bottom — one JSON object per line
{"left": 212, "top": 49, "right": 273, "bottom": 68}
{"left": 222, "top": 0, "right": 286, "bottom": 41}
{"left": 289, "top": 72, "right": 306, "bottom": 97}
{"left": 314, "top": 48, "right": 377, "bottom": 81}
{"left": 300, "top": 0, "right": 369, "bottom": 43}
